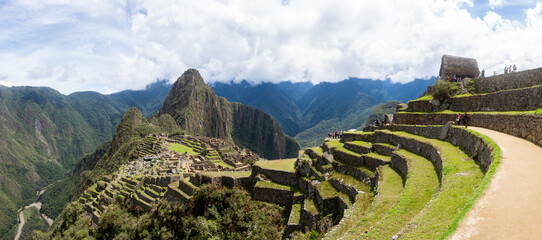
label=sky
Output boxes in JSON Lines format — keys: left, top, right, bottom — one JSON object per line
{"left": 0, "top": 0, "right": 541, "bottom": 94}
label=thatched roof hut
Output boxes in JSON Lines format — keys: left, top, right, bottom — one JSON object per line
{"left": 439, "top": 54, "right": 480, "bottom": 78}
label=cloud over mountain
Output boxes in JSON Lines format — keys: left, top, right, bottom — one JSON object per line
{"left": 1, "top": 0, "right": 541, "bottom": 94}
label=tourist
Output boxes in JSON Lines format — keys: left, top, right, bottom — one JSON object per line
{"left": 462, "top": 112, "right": 470, "bottom": 128}
{"left": 328, "top": 132, "right": 331, "bottom": 139}
{"left": 513, "top": 64, "right": 517, "bottom": 72}
{"left": 335, "top": 131, "right": 338, "bottom": 139}
{"left": 504, "top": 66, "right": 508, "bottom": 74}
{"left": 339, "top": 130, "right": 343, "bottom": 139}
{"left": 481, "top": 69, "right": 485, "bottom": 78}
{"left": 456, "top": 114, "right": 462, "bottom": 126}
{"left": 510, "top": 65, "right": 512, "bottom": 73}
{"left": 493, "top": 71, "right": 496, "bottom": 76}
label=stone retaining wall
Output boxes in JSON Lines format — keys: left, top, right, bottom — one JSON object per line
{"left": 331, "top": 162, "right": 378, "bottom": 187}
{"left": 251, "top": 166, "right": 298, "bottom": 186}
{"left": 328, "top": 178, "right": 358, "bottom": 202}
{"left": 363, "top": 155, "right": 389, "bottom": 170}
{"left": 372, "top": 143, "right": 394, "bottom": 156}
{"left": 475, "top": 67, "right": 542, "bottom": 93}
{"left": 374, "top": 123, "right": 497, "bottom": 172}
{"left": 252, "top": 186, "right": 294, "bottom": 206}
{"left": 404, "top": 85, "right": 542, "bottom": 112}
{"left": 313, "top": 187, "right": 347, "bottom": 216}
{"left": 333, "top": 149, "right": 364, "bottom": 167}
{"left": 374, "top": 131, "right": 443, "bottom": 181}
{"left": 343, "top": 142, "right": 371, "bottom": 154}
{"left": 390, "top": 152, "right": 408, "bottom": 182}
{"left": 341, "top": 132, "right": 374, "bottom": 143}
{"left": 395, "top": 112, "right": 542, "bottom": 146}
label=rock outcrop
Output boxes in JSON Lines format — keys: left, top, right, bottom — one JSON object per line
{"left": 159, "top": 69, "right": 300, "bottom": 159}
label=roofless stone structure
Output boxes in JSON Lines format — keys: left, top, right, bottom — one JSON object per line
{"left": 439, "top": 54, "right": 480, "bottom": 78}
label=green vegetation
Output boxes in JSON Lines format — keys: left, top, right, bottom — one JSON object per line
{"left": 254, "top": 159, "right": 297, "bottom": 172}
{"left": 440, "top": 126, "right": 502, "bottom": 239}
{"left": 255, "top": 181, "right": 292, "bottom": 191}
{"left": 396, "top": 109, "right": 542, "bottom": 115}
{"left": 338, "top": 166, "right": 404, "bottom": 239}
{"left": 289, "top": 203, "right": 303, "bottom": 225}
{"left": 37, "top": 185, "right": 285, "bottom": 240}
{"left": 376, "top": 130, "right": 487, "bottom": 238}
{"left": 16, "top": 206, "right": 49, "bottom": 240}
{"left": 365, "top": 152, "right": 392, "bottom": 162}
{"left": 347, "top": 140, "right": 372, "bottom": 148}
{"left": 430, "top": 80, "right": 460, "bottom": 101}
{"left": 361, "top": 149, "right": 439, "bottom": 239}
{"left": 199, "top": 171, "right": 252, "bottom": 178}
{"left": 314, "top": 181, "right": 352, "bottom": 206}
{"left": 411, "top": 94, "right": 434, "bottom": 102}
{"left": 167, "top": 143, "right": 198, "bottom": 155}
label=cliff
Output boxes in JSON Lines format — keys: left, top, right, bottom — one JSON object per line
{"left": 159, "top": 69, "right": 300, "bottom": 159}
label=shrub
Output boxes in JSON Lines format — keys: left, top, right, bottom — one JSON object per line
{"left": 431, "top": 80, "right": 460, "bottom": 101}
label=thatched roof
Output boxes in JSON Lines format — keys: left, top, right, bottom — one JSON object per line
{"left": 439, "top": 54, "right": 480, "bottom": 78}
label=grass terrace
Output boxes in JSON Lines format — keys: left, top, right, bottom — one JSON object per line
{"left": 255, "top": 181, "right": 293, "bottom": 191}
{"left": 347, "top": 140, "right": 372, "bottom": 148}
{"left": 396, "top": 109, "right": 542, "bottom": 115}
{"left": 314, "top": 181, "right": 352, "bottom": 206}
{"left": 199, "top": 171, "right": 252, "bottom": 178}
{"left": 167, "top": 143, "right": 198, "bottom": 155}
{"left": 254, "top": 158, "right": 297, "bottom": 172}
{"left": 337, "top": 166, "right": 404, "bottom": 240}
{"left": 361, "top": 149, "right": 439, "bottom": 239}
{"left": 289, "top": 203, "right": 303, "bottom": 225}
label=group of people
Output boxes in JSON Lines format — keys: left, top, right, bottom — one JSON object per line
{"left": 328, "top": 130, "right": 343, "bottom": 139}
{"left": 437, "top": 75, "right": 463, "bottom": 82}
{"left": 504, "top": 65, "right": 517, "bottom": 74}
{"left": 456, "top": 112, "right": 470, "bottom": 128}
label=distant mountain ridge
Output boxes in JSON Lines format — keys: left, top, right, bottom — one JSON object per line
{"left": 212, "top": 78, "right": 433, "bottom": 147}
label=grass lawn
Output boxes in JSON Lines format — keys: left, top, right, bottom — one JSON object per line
{"left": 314, "top": 181, "right": 352, "bottom": 206}
{"left": 254, "top": 158, "right": 296, "bottom": 172}
{"left": 336, "top": 165, "right": 404, "bottom": 240}
{"left": 255, "top": 181, "right": 292, "bottom": 191}
{"left": 289, "top": 203, "right": 303, "bottom": 224}
{"left": 361, "top": 148, "right": 439, "bottom": 239}
{"left": 167, "top": 143, "right": 198, "bottom": 155}
{"left": 347, "top": 140, "right": 372, "bottom": 148}
{"left": 199, "top": 171, "right": 251, "bottom": 178}
{"left": 307, "top": 146, "right": 324, "bottom": 157}
{"left": 375, "top": 130, "right": 490, "bottom": 239}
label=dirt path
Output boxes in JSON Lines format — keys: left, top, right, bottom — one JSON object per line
{"left": 451, "top": 127, "right": 542, "bottom": 239}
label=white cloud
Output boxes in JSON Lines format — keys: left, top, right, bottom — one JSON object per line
{"left": 0, "top": 0, "right": 541, "bottom": 94}
{"left": 489, "top": 0, "right": 504, "bottom": 9}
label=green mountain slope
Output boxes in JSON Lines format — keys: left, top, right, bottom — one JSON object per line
{"left": 159, "top": 69, "right": 300, "bottom": 159}
{"left": 0, "top": 82, "right": 170, "bottom": 237}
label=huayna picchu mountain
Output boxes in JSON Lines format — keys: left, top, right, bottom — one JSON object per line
{"left": 159, "top": 69, "right": 300, "bottom": 159}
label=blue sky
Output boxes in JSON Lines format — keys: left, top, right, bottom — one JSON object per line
{"left": 0, "top": 0, "right": 541, "bottom": 94}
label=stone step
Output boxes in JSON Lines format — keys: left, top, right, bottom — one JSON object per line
{"left": 372, "top": 143, "right": 395, "bottom": 156}
{"left": 343, "top": 141, "right": 372, "bottom": 154}
{"left": 137, "top": 189, "right": 155, "bottom": 204}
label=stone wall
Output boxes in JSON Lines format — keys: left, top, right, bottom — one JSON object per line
{"left": 343, "top": 142, "right": 371, "bottom": 154}
{"left": 390, "top": 152, "right": 408, "bottom": 182}
{"left": 251, "top": 165, "right": 298, "bottom": 186}
{"left": 328, "top": 178, "right": 358, "bottom": 202}
{"left": 373, "top": 131, "right": 443, "bottom": 181}
{"left": 376, "top": 123, "right": 498, "bottom": 172}
{"left": 475, "top": 67, "right": 542, "bottom": 93}
{"left": 372, "top": 143, "right": 394, "bottom": 156}
{"left": 363, "top": 155, "right": 389, "bottom": 170}
{"left": 404, "top": 85, "right": 542, "bottom": 112}
{"left": 341, "top": 132, "right": 374, "bottom": 143}
{"left": 252, "top": 185, "right": 294, "bottom": 206}
{"left": 313, "top": 187, "right": 347, "bottom": 216}
{"left": 333, "top": 148, "right": 364, "bottom": 167}
{"left": 331, "top": 162, "right": 378, "bottom": 187}
{"left": 395, "top": 112, "right": 542, "bottom": 146}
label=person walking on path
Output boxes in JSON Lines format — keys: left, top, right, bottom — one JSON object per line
{"left": 456, "top": 113, "right": 462, "bottom": 126}
{"left": 462, "top": 112, "right": 470, "bottom": 128}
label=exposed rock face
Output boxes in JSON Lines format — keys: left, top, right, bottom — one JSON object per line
{"left": 159, "top": 69, "right": 300, "bottom": 159}
{"left": 439, "top": 54, "right": 479, "bottom": 78}
{"left": 159, "top": 69, "right": 231, "bottom": 140}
